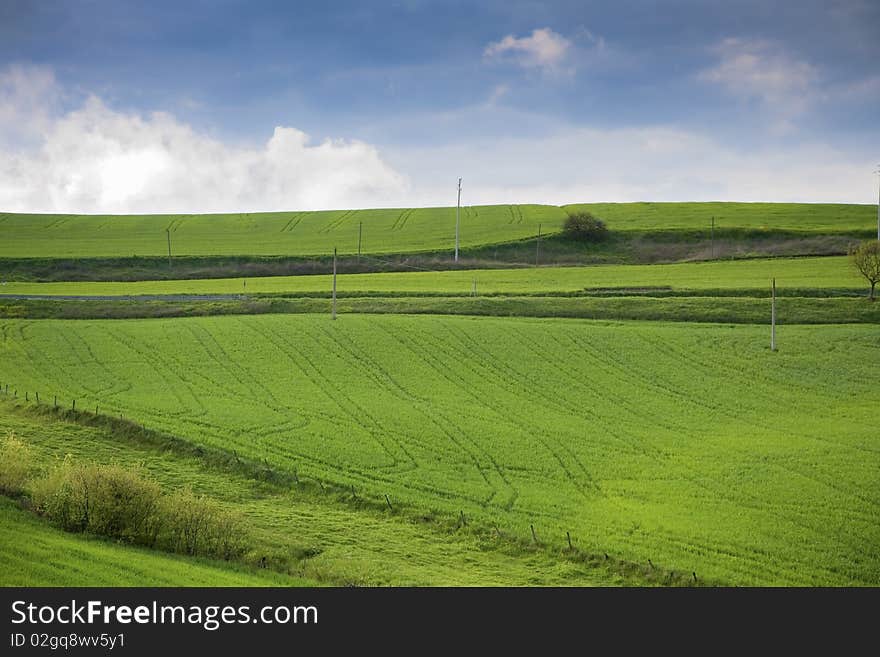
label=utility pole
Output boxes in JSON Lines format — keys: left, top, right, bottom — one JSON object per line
{"left": 455, "top": 177, "right": 461, "bottom": 263}
{"left": 166, "top": 228, "right": 172, "bottom": 268}
{"left": 770, "top": 277, "right": 777, "bottom": 352}
{"left": 536, "top": 223, "right": 542, "bottom": 267}
{"left": 358, "top": 221, "right": 363, "bottom": 262}
{"left": 711, "top": 216, "right": 715, "bottom": 258}
{"left": 875, "top": 165, "right": 879, "bottom": 241}
{"left": 332, "top": 247, "right": 337, "bottom": 321}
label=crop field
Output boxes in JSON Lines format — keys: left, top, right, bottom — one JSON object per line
{"left": 0, "top": 498, "right": 311, "bottom": 586}
{"left": 0, "top": 401, "right": 643, "bottom": 586}
{"left": 0, "top": 314, "right": 877, "bottom": 586}
{"left": 0, "top": 202, "right": 873, "bottom": 260}
{"left": 0, "top": 205, "right": 564, "bottom": 258}
{"left": 0, "top": 256, "right": 862, "bottom": 297}
{"left": 566, "top": 202, "right": 875, "bottom": 233}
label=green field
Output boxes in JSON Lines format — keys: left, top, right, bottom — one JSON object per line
{"left": 0, "top": 202, "right": 873, "bottom": 259}
{"left": 0, "top": 256, "right": 862, "bottom": 297}
{"left": 0, "top": 402, "right": 652, "bottom": 586}
{"left": 0, "top": 497, "right": 314, "bottom": 586}
{"left": 566, "top": 202, "right": 875, "bottom": 233}
{"left": 0, "top": 205, "right": 564, "bottom": 258}
{"left": 1, "top": 314, "right": 877, "bottom": 585}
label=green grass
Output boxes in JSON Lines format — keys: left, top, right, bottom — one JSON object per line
{"left": 0, "top": 205, "right": 564, "bottom": 258}
{"left": 0, "top": 314, "right": 877, "bottom": 586}
{"left": 0, "top": 202, "right": 873, "bottom": 259}
{"left": 566, "top": 202, "right": 875, "bottom": 233}
{"left": 0, "top": 497, "right": 314, "bottom": 586}
{"left": 0, "top": 256, "right": 864, "bottom": 297}
{"left": 0, "top": 401, "right": 644, "bottom": 586}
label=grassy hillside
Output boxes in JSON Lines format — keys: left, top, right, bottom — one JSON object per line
{"left": 1, "top": 314, "right": 876, "bottom": 585}
{"left": 0, "top": 402, "right": 649, "bottom": 586}
{"left": 0, "top": 256, "right": 861, "bottom": 297}
{"left": 0, "top": 498, "right": 313, "bottom": 586}
{"left": 0, "top": 205, "right": 564, "bottom": 258}
{"left": 567, "top": 202, "right": 875, "bottom": 233}
{"left": 0, "top": 202, "right": 873, "bottom": 260}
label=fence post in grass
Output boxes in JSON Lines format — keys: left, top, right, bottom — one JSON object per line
{"left": 530, "top": 524, "right": 538, "bottom": 544}
{"left": 72, "top": 399, "right": 75, "bottom": 411}
{"left": 54, "top": 395, "right": 57, "bottom": 408}
{"left": 166, "top": 228, "right": 172, "bottom": 268}
{"left": 459, "top": 510, "right": 466, "bottom": 526}
{"left": 331, "top": 247, "right": 337, "bottom": 321}
{"left": 566, "top": 531, "right": 572, "bottom": 550}
{"left": 25, "top": 392, "right": 28, "bottom": 401}
{"left": 385, "top": 494, "right": 393, "bottom": 511}
{"left": 472, "top": 278, "right": 476, "bottom": 297}
{"left": 35, "top": 392, "right": 39, "bottom": 403}
{"left": 95, "top": 404, "right": 98, "bottom": 415}
{"left": 771, "top": 278, "right": 777, "bottom": 352}
{"left": 536, "top": 223, "right": 541, "bottom": 267}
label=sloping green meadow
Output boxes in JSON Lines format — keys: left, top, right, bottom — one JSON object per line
{"left": 0, "top": 498, "right": 311, "bottom": 586}
{"left": 0, "top": 403, "right": 639, "bottom": 586}
{"left": 0, "top": 256, "right": 862, "bottom": 297}
{"left": 0, "top": 314, "right": 877, "bottom": 585}
{"left": 0, "top": 205, "right": 563, "bottom": 258}
{"left": 0, "top": 202, "right": 872, "bottom": 259}
{"left": 566, "top": 202, "right": 875, "bottom": 233}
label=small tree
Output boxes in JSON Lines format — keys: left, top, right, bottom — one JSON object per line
{"left": 563, "top": 212, "right": 608, "bottom": 242}
{"left": 851, "top": 241, "right": 880, "bottom": 301}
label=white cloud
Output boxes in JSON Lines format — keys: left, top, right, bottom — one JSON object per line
{"left": 0, "top": 64, "right": 874, "bottom": 215}
{"left": 388, "top": 124, "right": 876, "bottom": 206}
{"left": 486, "top": 83, "right": 510, "bottom": 106}
{"left": 0, "top": 66, "right": 408, "bottom": 214}
{"left": 698, "top": 38, "right": 817, "bottom": 132}
{"left": 0, "top": 64, "right": 60, "bottom": 146}
{"left": 484, "top": 28, "right": 572, "bottom": 73}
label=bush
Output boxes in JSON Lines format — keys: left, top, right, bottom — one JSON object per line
{"left": 30, "top": 458, "right": 161, "bottom": 540}
{"left": 563, "top": 212, "right": 608, "bottom": 242}
{"left": 0, "top": 432, "right": 33, "bottom": 495}
{"left": 157, "top": 488, "right": 246, "bottom": 560}
{"left": 29, "top": 456, "right": 247, "bottom": 560}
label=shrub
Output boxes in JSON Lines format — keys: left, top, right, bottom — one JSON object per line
{"left": 29, "top": 457, "right": 247, "bottom": 560}
{"left": 31, "top": 458, "right": 161, "bottom": 540}
{"left": 157, "top": 488, "right": 247, "bottom": 560}
{"left": 563, "top": 212, "right": 608, "bottom": 242}
{"left": 0, "top": 432, "right": 33, "bottom": 495}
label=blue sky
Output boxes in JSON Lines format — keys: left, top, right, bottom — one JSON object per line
{"left": 1, "top": 0, "right": 878, "bottom": 212}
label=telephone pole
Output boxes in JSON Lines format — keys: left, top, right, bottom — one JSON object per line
{"left": 770, "top": 278, "right": 777, "bottom": 352}
{"left": 875, "top": 165, "right": 879, "bottom": 241}
{"left": 536, "top": 223, "right": 542, "bottom": 267}
{"left": 332, "top": 247, "right": 337, "bottom": 321}
{"left": 455, "top": 177, "right": 461, "bottom": 263}
{"left": 711, "top": 216, "right": 715, "bottom": 258}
